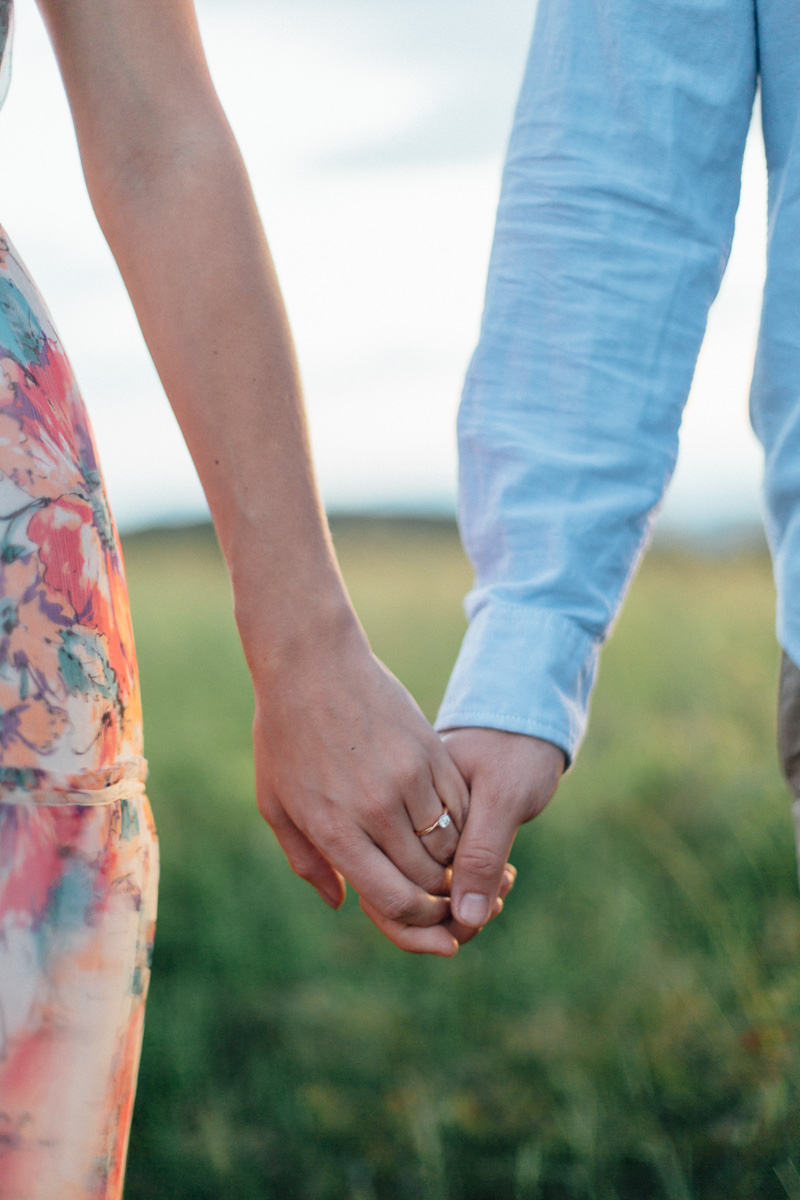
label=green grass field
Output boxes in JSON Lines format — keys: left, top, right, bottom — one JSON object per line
{"left": 120, "top": 519, "right": 800, "bottom": 1200}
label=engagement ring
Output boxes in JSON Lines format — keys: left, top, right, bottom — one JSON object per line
{"left": 414, "top": 807, "right": 452, "bottom": 838}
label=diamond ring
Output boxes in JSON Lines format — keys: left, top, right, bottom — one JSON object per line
{"left": 414, "top": 806, "right": 453, "bottom": 838}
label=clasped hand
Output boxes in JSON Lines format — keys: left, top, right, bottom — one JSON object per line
{"left": 251, "top": 621, "right": 564, "bottom": 956}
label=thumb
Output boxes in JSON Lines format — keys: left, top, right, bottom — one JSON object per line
{"left": 450, "top": 786, "right": 520, "bottom": 927}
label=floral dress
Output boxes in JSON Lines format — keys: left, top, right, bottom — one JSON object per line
{"left": 0, "top": 5, "right": 159, "bottom": 1198}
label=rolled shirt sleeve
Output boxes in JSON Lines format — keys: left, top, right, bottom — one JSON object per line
{"left": 436, "top": 0, "right": 757, "bottom": 764}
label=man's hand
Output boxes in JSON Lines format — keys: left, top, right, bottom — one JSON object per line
{"left": 251, "top": 617, "right": 470, "bottom": 957}
{"left": 441, "top": 728, "right": 566, "bottom": 930}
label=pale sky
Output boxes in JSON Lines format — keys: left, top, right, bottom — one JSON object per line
{"left": 0, "top": 0, "right": 769, "bottom": 533}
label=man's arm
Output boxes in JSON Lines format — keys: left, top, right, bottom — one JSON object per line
{"left": 439, "top": 0, "right": 758, "bottom": 926}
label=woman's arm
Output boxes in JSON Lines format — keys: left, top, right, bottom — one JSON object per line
{"left": 34, "top": 0, "right": 470, "bottom": 955}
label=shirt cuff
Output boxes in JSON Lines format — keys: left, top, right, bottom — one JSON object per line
{"left": 434, "top": 602, "right": 600, "bottom": 767}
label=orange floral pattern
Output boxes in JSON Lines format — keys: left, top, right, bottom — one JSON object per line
{"left": 0, "top": 793, "right": 158, "bottom": 1200}
{"left": 0, "top": 125, "right": 158, "bottom": 1200}
{"left": 0, "top": 233, "right": 143, "bottom": 795}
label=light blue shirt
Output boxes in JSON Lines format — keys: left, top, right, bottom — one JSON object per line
{"left": 435, "top": 0, "right": 800, "bottom": 764}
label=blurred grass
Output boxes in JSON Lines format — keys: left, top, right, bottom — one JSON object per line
{"left": 121, "top": 518, "right": 800, "bottom": 1200}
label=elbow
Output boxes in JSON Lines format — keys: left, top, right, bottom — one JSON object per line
{"left": 85, "top": 111, "right": 240, "bottom": 232}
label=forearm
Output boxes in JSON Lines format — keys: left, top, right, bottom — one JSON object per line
{"left": 32, "top": 0, "right": 475, "bottom": 954}
{"left": 439, "top": 0, "right": 757, "bottom": 762}
{"left": 88, "top": 122, "right": 356, "bottom": 672}
{"left": 35, "top": 0, "right": 351, "bottom": 668}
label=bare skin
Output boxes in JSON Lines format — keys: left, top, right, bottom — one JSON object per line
{"left": 442, "top": 729, "right": 566, "bottom": 930}
{"left": 35, "top": 0, "right": 475, "bottom": 955}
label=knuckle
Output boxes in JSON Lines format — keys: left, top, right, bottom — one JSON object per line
{"left": 394, "top": 752, "right": 427, "bottom": 795}
{"left": 286, "top": 854, "right": 316, "bottom": 883}
{"left": 381, "top": 891, "right": 417, "bottom": 924}
{"left": 321, "top": 819, "right": 355, "bottom": 858}
{"left": 509, "top": 791, "right": 546, "bottom": 826}
{"left": 361, "top": 791, "right": 394, "bottom": 831}
{"left": 457, "top": 844, "right": 501, "bottom": 882}
{"left": 420, "top": 867, "right": 449, "bottom": 895}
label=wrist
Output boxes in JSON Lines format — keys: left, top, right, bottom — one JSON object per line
{"left": 234, "top": 578, "right": 367, "bottom": 688}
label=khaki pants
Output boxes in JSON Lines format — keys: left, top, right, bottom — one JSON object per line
{"left": 778, "top": 652, "right": 800, "bottom": 886}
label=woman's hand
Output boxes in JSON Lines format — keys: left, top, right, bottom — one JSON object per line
{"left": 34, "top": 0, "right": 497, "bottom": 956}
{"left": 249, "top": 610, "right": 470, "bottom": 956}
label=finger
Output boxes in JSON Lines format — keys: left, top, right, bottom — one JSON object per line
{"left": 418, "top": 818, "right": 459, "bottom": 866}
{"left": 360, "top": 896, "right": 459, "bottom": 957}
{"left": 429, "top": 739, "right": 470, "bottom": 830}
{"left": 446, "top": 863, "right": 515, "bottom": 945}
{"left": 357, "top": 792, "right": 456, "bottom": 892}
{"left": 263, "top": 800, "right": 346, "bottom": 909}
{"left": 302, "top": 817, "right": 452, "bottom": 927}
{"left": 451, "top": 791, "right": 522, "bottom": 928}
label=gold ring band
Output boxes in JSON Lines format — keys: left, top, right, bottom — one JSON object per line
{"left": 414, "top": 806, "right": 453, "bottom": 838}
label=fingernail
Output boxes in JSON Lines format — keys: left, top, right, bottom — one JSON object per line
{"left": 457, "top": 892, "right": 490, "bottom": 926}
{"left": 503, "top": 866, "right": 516, "bottom": 889}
